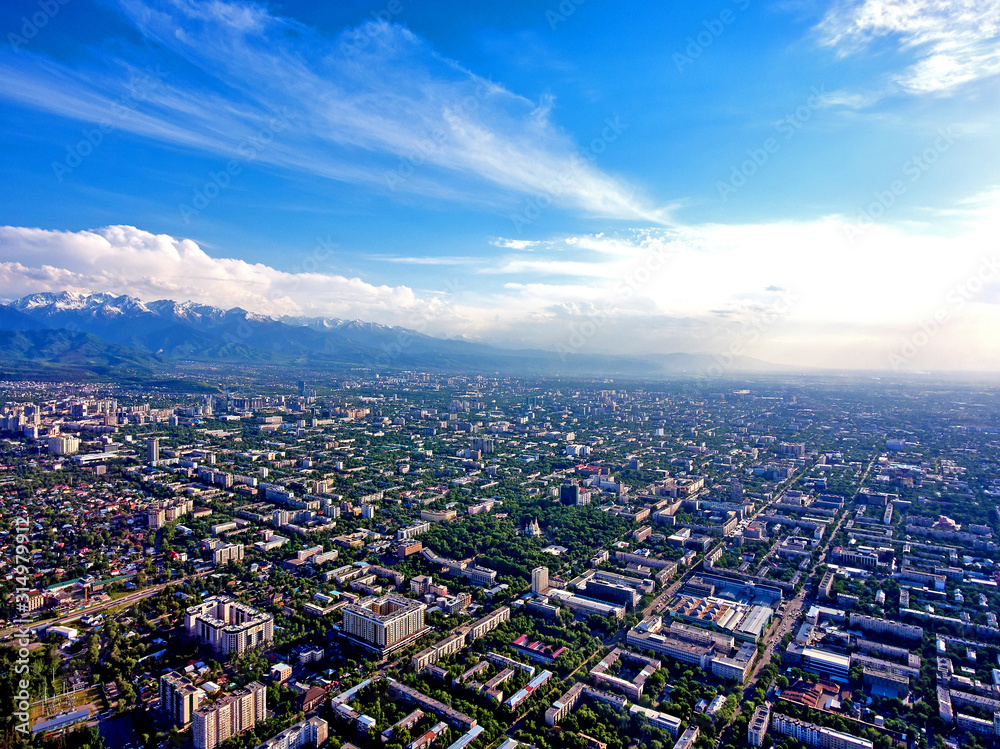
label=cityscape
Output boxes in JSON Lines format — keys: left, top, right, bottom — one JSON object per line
{"left": 2, "top": 2, "right": 1000, "bottom": 749}
{"left": 3, "top": 373, "right": 1000, "bottom": 749}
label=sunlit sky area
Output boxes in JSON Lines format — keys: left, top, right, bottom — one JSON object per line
{"left": 1, "top": 0, "right": 999, "bottom": 371}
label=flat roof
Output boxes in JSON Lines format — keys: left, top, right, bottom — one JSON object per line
{"left": 802, "top": 647, "right": 851, "bottom": 669}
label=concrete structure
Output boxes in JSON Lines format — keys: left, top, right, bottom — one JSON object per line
{"left": 193, "top": 682, "right": 267, "bottom": 749}
{"left": 629, "top": 705, "right": 682, "bottom": 737}
{"left": 213, "top": 542, "right": 245, "bottom": 566}
{"left": 341, "top": 594, "right": 429, "bottom": 655}
{"left": 848, "top": 613, "right": 923, "bottom": 641}
{"left": 253, "top": 717, "right": 328, "bottom": 749}
{"left": 748, "top": 704, "right": 770, "bottom": 747}
{"left": 160, "top": 671, "right": 206, "bottom": 728}
{"left": 545, "top": 588, "right": 625, "bottom": 619}
{"left": 771, "top": 713, "right": 873, "bottom": 749}
{"left": 673, "top": 726, "right": 699, "bottom": 749}
{"left": 531, "top": 567, "right": 549, "bottom": 595}
{"left": 590, "top": 648, "right": 660, "bottom": 701}
{"left": 387, "top": 679, "right": 477, "bottom": 730}
{"left": 185, "top": 595, "right": 274, "bottom": 656}
{"left": 544, "top": 682, "right": 628, "bottom": 727}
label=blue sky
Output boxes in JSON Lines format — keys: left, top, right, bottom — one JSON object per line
{"left": 1, "top": 0, "right": 999, "bottom": 370}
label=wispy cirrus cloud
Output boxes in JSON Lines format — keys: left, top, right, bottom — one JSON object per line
{"left": 817, "top": 0, "right": 1000, "bottom": 94}
{"left": 0, "top": 0, "right": 662, "bottom": 222}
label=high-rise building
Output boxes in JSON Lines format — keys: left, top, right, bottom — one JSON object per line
{"left": 531, "top": 567, "right": 550, "bottom": 595}
{"left": 160, "top": 671, "right": 206, "bottom": 728}
{"left": 213, "top": 542, "right": 245, "bottom": 566}
{"left": 47, "top": 435, "right": 80, "bottom": 455}
{"left": 185, "top": 595, "right": 274, "bottom": 655}
{"left": 341, "top": 594, "right": 428, "bottom": 654}
{"left": 147, "top": 436, "right": 160, "bottom": 463}
{"left": 748, "top": 704, "right": 770, "bottom": 747}
{"left": 256, "top": 717, "right": 328, "bottom": 749}
{"left": 471, "top": 437, "right": 495, "bottom": 454}
{"left": 193, "top": 682, "right": 266, "bottom": 749}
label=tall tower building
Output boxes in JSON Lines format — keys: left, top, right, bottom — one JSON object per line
{"left": 160, "top": 672, "right": 205, "bottom": 728}
{"left": 531, "top": 566, "right": 549, "bottom": 595}
{"left": 147, "top": 436, "right": 160, "bottom": 463}
{"left": 193, "top": 682, "right": 266, "bottom": 749}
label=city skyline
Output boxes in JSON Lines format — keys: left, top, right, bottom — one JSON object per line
{"left": 1, "top": 0, "right": 999, "bottom": 372}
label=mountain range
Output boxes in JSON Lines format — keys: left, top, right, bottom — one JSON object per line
{"left": 0, "top": 291, "right": 787, "bottom": 381}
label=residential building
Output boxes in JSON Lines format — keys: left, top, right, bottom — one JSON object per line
{"left": 193, "top": 682, "right": 267, "bottom": 749}
{"left": 254, "top": 717, "right": 328, "bottom": 749}
{"left": 771, "top": 713, "right": 873, "bottom": 749}
{"left": 341, "top": 594, "right": 429, "bottom": 654}
{"left": 160, "top": 671, "right": 206, "bottom": 728}
{"left": 185, "top": 595, "right": 274, "bottom": 656}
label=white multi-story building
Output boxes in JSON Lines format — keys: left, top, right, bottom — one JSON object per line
{"left": 341, "top": 594, "right": 428, "bottom": 654}
{"left": 213, "top": 542, "right": 245, "bottom": 566}
{"left": 531, "top": 567, "right": 549, "bottom": 594}
{"left": 160, "top": 671, "right": 205, "bottom": 728}
{"left": 253, "top": 717, "right": 328, "bottom": 749}
{"left": 193, "top": 682, "right": 267, "bottom": 749}
{"left": 185, "top": 595, "right": 274, "bottom": 656}
{"left": 771, "top": 714, "right": 873, "bottom": 749}
{"left": 748, "top": 704, "right": 770, "bottom": 747}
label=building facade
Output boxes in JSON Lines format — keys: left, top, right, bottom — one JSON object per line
{"left": 160, "top": 671, "right": 205, "bottom": 728}
{"left": 185, "top": 595, "right": 274, "bottom": 656}
{"left": 341, "top": 594, "right": 428, "bottom": 654}
{"left": 193, "top": 682, "right": 267, "bottom": 749}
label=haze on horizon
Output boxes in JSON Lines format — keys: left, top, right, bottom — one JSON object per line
{"left": 0, "top": 0, "right": 999, "bottom": 373}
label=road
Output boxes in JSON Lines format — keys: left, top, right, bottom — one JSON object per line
{"left": 1, "top": 571, "right": 210, "bottom": 639}
{"left": 726, "top": 454, "right": 879, "bottom": 733}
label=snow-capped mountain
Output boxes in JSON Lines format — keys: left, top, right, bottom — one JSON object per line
{"left": 0, "top": 291, "right": 784, "bottom": 377}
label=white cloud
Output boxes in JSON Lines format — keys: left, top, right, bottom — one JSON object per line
{"left": 4, "top": 201, "right": 1000, "bottom": 372}
{"left": 482, "top": 192, "right": 1000, "bottom": 369}
{"left": 817, "top": 0, "right": 1000, "bottom": 94}
{"left": 490, "top": 239, "right": 540, "bottom": 250}
{"left": 0, "top": 225, "right": 428, "bottom": 322}
{"left": 0, "top": 0, "right": 662, "bottom": 222}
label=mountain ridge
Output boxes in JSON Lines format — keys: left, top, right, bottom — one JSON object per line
{"left": 0, "top": 291, "right": 794, "bottom": 378}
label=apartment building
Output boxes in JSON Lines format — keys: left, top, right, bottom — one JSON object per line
{"left": 771, "top": 714, "right": 873, "bottom": 749}
{"left": 848, "top": 613, "right": 923, "bottom": 641}
{"left": 748, "top": 704, "right": 770, "bottom": 747}
{"left": 341, "top": 594, "right": 429, "bottom": 654}
{"left": 185, "top": 595, "right": 274, "bottom": 656}
{"left": 160, "top": 671, "right": 206, "bottom": 728}
{"left": 193, "top": 682, "right": 267, "bottom": 749}
{"left": 254, "top": 717, "right": 328, "bottom": 749}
